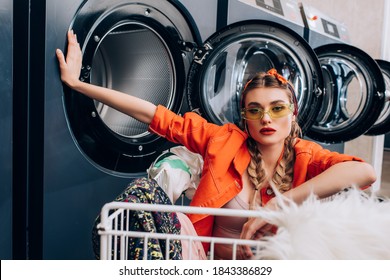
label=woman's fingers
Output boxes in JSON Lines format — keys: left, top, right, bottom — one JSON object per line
{"left": 239, "top": 244, "right": 254, "bottom": 259}
{"left": 66, "top": 30, "right": 82, "bottom": 64}
{"left": 239, "top": 217, "right": 278, "bottom": 258}
{"left": 252, "top": 223, "right": 273, "bottom": 239}
{"left": 55, "top": 49, "right": 65, "bottom": 66}
{"left": 240, "top": 217, "right": 267, "bottom": 258}
{"left": 241, "top": 217, "right": 267, "bottom": 240}
{"left": 56, "top": 30, "right": 83, "bottom": 87}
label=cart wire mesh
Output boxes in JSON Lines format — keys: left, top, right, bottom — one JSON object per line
{"left": 97, "top": 202, "right": 267, "bottom": 260}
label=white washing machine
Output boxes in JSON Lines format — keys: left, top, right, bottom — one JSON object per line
{"left": 300, "top": 3, "right": 386, "bottom": 144}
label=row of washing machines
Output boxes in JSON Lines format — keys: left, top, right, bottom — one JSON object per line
{"left": 1, "top": 0, "right": 389, "bottom": 259}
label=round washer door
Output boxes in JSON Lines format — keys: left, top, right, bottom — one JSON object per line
{"left": 186, "top": 20, "right": 323, "bottom": 134}
{"left": 306, "top": 44, "right": 386, "bottom": 143}
{"left": 365, "top": 59, "right": 390, "bottom": 136}
{"left": 63, "top": 0, "right": 201, "bottom": 175}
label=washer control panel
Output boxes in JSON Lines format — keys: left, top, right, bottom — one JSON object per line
{"left": 238, "top": 0, "right": 305, "bottom": 26}
{"left": 299, "top": 3, "right": 350, "bottom": 43}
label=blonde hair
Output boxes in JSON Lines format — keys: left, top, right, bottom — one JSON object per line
{"left": 241, "top": 70, "right": 302, "bottom": 210}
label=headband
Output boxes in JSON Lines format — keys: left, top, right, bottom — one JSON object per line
{"left": 267, "top": 68, "right": 288, "bottom": 84}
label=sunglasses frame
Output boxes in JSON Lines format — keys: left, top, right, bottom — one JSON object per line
{"left": 241, "top": 103, "right": 294, "bottom": 121}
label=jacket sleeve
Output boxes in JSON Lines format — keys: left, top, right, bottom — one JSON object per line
{"left": 305, "top": 140, "right": 364, "bottom": 179}
{"left": 292, "top": 139, "right": 364, "bottom": 186}
{"left": 148, "top": 105, "right": 221, "bottom": 158}
{"left": 313, "top": 146, "right": 370, "bottom": 191}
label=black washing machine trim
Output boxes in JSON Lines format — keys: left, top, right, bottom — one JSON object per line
{"left": 216, "top": 0, "right": 229, "bottom": 31}
{"left": 365, "top": 59, "right": 390, "bottom": 136}
{"left": 13, "top": 0, "right": 47, "bottom": 259}
{"left": 307, "top": 43, "right": 386, "bottom": 143}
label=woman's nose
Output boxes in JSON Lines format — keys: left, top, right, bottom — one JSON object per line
{"left": 261, "top": 111, "right": 272, "bottom": 123}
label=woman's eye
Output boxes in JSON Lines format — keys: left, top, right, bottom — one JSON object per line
{"left": 272, "top": 105, "right": 285, "bottom": 112}
{"left": 248, "top": 108, "right": 261, "bottom": 114}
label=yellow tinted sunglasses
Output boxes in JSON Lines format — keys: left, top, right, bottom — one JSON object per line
{"left": 241, "top": 103, "right": 294, "bottom": 120}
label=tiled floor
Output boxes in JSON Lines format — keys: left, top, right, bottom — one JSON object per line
{"left": 378, "top": 149, "right": 390, "bottom": 198}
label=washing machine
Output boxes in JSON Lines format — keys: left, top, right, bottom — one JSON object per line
{"left": 34, "top": 0, "right": 322, "bottom": 259}
{"left": 0, "top": 0, "right": 13, "bottom": 260}
{"left": 225, "top": 0, "right": 306, "bottom": 36}
{"left": 300, "top": 4, "right": 386, "bottom": 144}
{"left": 187, "top": 0, "right": 324, "bottom": 134}
{"left": 365, "top": 59, "right": 390, "bottom": 136}
{"left": 34, "top": 0, "right": 214, "bottom": 259}
{"left": 375, "top": 59, "right": 390, "bottom": 149}
{"left": 179, "top": 0, "right": 219, "bottom": 41}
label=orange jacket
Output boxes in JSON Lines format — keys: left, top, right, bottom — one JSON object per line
{"left": 149, "top": 105, "right": 364, "bottom": 243}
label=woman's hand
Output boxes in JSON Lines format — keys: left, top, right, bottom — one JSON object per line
{"left": 56, "top": 30, "right": 83, "bottom": 88}
{"left": 54, "top": 29, "right": 157, "bottom": 124}
{"left": 239, "top": 198, "right": 278, "bottom": 259}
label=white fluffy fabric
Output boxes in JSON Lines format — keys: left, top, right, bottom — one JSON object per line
{"left": 254, "top": 188, "right": 390, "bottom": 259}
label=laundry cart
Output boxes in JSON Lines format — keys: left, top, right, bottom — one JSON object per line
{"left": 96, "top": 202, "right": 267, "bottom": 260}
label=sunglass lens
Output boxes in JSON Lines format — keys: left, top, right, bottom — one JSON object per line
{"left": 270, "top": 104, "right": 290, "bottom": 118}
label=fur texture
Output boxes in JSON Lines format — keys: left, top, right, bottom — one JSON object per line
{"left": 254, "top": 188, "right": 390, "bottom": 259}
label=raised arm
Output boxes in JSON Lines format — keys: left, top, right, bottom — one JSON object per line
{"left": 56, "top": 30, "right": 156, "bottom": 124}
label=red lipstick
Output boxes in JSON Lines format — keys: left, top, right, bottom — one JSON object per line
{"left": 260, "top": 127, "right": 276, "bottom": 135}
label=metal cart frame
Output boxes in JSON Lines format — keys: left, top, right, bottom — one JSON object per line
{"left": 97, "top": 202, "right": 267, "bottom": 260}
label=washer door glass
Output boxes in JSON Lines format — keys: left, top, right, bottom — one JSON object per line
{"left": 365, "top": 59, "right": 390, "bottom": 136}
{"left": 64, "top": 0, "right": 199, "bottom": 174}
{"left": 91, "top": 23, "right": 175, "bottom": 139}
{"left": 187, "top": 20, "right": 323, "bottom": 134}
{"left": 306, "top": 44, "right": 386, "bottom": 143}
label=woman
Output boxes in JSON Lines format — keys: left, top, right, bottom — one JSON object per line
{"left": 56, "top": 30, "right": 376, "bottom": 259}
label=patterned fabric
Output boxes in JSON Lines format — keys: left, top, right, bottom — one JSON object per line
{"left": 92, "top": 178, "right": 182, "bottom": 260}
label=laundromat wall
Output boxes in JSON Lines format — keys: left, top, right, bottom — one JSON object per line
{"left": 302, "top": 0, "right": 388, "bottom": 192}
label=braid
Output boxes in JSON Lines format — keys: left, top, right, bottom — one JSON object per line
{"left": 246, "top": 137, "right": 266, "bottom": 210}
{"left": 273, "top": 138, "right": 294, "bottom": 193}
{"left": 272, "top": 121, "right": 301, "bottom": 192}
